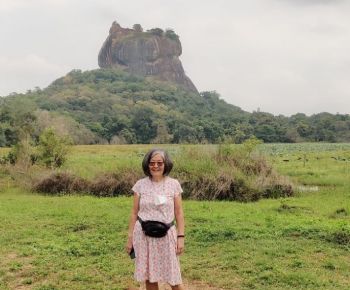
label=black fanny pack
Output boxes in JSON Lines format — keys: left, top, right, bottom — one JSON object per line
{"left": 138, "top": 216, "right": 174, "bottom": 238}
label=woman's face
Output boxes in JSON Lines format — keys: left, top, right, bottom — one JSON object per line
{"left": 149, "top": 153, "right": 165, "bottom": 178}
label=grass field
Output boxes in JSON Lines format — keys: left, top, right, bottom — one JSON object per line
{"left": 0, "top": 144, "right": 350, "bottom": 290}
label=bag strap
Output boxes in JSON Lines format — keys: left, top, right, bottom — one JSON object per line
{"left": 137, "top": 216, "right": 174, "bottom": 227}
{"left": 137, "top": 216, "right": 144, "bottom": 224}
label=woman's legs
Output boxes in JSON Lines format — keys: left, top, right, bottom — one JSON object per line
{"left": 171, "top": 284, "right": 185, "bottom": 290}
{"left": 145, "top": 280, "right": 159, "bottom": 290}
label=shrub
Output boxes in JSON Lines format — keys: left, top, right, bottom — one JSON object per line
{"left": 330, "top": 208, "right": 348, "bottom": 218}
{"left": 175, "top": 143, "right": 293, "bottom": 201}
{"left": 89, "top": 173, "right": 120, "bottom": 197}
{"left": 147, "top": 28, "right": 164, "bottom": 37}
{"left": 328, "top": 228, "right": 350, "bottom": 246}
{"left": 133, "top": 24, "right": 143, "bottom": 32}
{"left": 33, "top": 172, "right": 89, "bottom": 194}
{"left": 217, "top": 137, "right": 264, "bottom": 169}
{"left": 32, "top": 171, "right": 139, "bottom": 197}
{"left": 261, "top": 183, "right": 294, "bottom": 199}
{"left": 165, "top": 29, "right": 179, "bottom": 41}
{"left": 3, "top": 150, "right": 17, "bottom": 165}
{"left": 37, "top": 128, "right": 72, "bottom": 168}
{"left": 178, "top": 172, "right": 258, "bottom": 202}
{"left": 90, "top": 171, "right": 138, "bottom": 197}
{"left": 30, "top": 144, "right": 293, "bottom": 202}
{"left": 5, "top": 137, "right": 37, "bottom": 168}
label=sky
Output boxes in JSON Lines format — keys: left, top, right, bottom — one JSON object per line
{"left": 1, "top": 0, "right": 350, "bottom": 116}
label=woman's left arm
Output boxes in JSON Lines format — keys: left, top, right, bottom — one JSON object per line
{"left": 174, "top": 194, "right": 185, "bottom": 255}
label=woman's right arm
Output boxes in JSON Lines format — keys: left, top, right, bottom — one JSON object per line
{"left": 125, "top": 192, "right": 140, "bottom": 254}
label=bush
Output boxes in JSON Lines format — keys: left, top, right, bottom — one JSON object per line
{"left": 133, "top": 24, "right": 143, "bottom": 32}
{"left": 88, "top": 171, "right": 138, "bottom": 197}
{"left": 328, "top": 228, "right": 350, "bottom": 246}
{"left": 261, "top": 183, "right": 294, "bottom": 199}
{"left": 30, "top": 144, "right": 293, "bottom": 202}
{"left": 32, "top": 171, "right": 139, "bottom": 197}
{"left": 330, "top": 208, "right": 348, "bottom": 218}
{"left": 178, "top": 172, "right": 259, "bottom": 202}
{"left": 165, "top": 29, "right": 179, "bottom": 41}
{"left": 147, "top": 28, "right": 164, "bottom": 37}
{"left": 4, "top": 137, "right": 37, "bottom": 168}
{"left": 89, "top": 173, "right": 120, "bottom": 197}
{"left": 37, "top": 128, "right": 72, "bottom": 168}
{"left": 172, "top": 144, "right": 293, "bottom": 202}
{"left": 3, "top": 151, "right": 17, "bottom": 165}
{"left": 33, "top": 172, "right": 89, "bottom": 194}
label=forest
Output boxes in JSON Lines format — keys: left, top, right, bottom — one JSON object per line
{"left": 1, "top": 68, "right": 349, "bottom": 146}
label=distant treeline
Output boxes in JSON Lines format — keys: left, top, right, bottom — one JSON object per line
{"left": 0, "top": 68, "right": 349, "bottom": 146}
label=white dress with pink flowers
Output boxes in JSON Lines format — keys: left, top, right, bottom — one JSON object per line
{"left": 132, "top": 176, "right": 183, "bottom": 286}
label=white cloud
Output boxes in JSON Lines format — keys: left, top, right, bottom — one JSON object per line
{"left": 0, "top": 0, "right": 349, "bottom": 115}
{"left": 0, "top": 54, "right": 66, "bottom": 73}
{"left": 0, "top": 0, "right": 26, "bottom": 12}
{"left": 0, "top": 55, "right": 70, "bottom": 95}
{"left": 0, "top": 0, "right": 70, "bottom": 11}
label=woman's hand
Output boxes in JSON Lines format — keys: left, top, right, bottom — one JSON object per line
{"left": 174, "top": 193, "right": 185, "bottom": 256}
{"left": 125, "top": 236, "right": 133, "bottom": 254}
{"left": 126, "top": 192, "right": 140, "bottom": 255}
{"left": 176, "top": 237, "right": 185, "bottom": 255}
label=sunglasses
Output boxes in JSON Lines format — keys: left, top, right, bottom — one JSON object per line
{"left": 149, "top": 161, "right": 164, "bottom": 167}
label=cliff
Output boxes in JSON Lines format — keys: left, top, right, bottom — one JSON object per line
{"left": 98, "top": 21, "right": 198, "bottom": 93}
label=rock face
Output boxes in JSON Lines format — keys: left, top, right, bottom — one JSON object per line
{"left": 98, "top": 21, "right": 198, "bottom": 93}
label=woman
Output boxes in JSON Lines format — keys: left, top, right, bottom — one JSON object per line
{"left": 126, "top": 149, "right": 185, "bottom": 290}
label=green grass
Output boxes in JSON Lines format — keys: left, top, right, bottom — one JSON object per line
{"left": 64, "top": 144, "right": 216, "bottom": 179}
{"left": 260, "top": 143, "right": 350, "bottom": 187}
{"left": 0, "top": 143, "right": 350, "bottom": 289}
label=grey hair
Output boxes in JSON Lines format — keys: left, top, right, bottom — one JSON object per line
{"left": 151, "top": 150, "right": 165, "bottom": 159}
{"left": 142, "top": 148, "right": 173, "bottom": 177}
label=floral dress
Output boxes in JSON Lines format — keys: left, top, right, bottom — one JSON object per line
{"left": 132, "top": 176, "right": 183, "bottom": 286}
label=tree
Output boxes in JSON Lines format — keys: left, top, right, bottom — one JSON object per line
{"left": 131, "top": 106, "right": 157, "bottom": 143}
{"left": 119, "top": 128, "right": 137, "bottom": 144}
{"left": 37, "top": 128, "right": 72, "bottom": 168}
{"left": 147, "top": 28, "right": 164, "bottom": 37}
{"left": 231, "top": 123, "right": 254, "bottom": 143}
{"left": 0, "top": 98, "right": 37, "bottom": 145}
{"left": 173, "top": 124, "right": 198, "bottom": 143}
{"left": 165, "top": 29, "right": 179, "bottom": 41}
{"left": 133, "top": 24, "right": 143, "bottom": 32}
{"left": 151, "top": 121, "right": 173, "bottom": 144}
{"left": 6, "top": 136, "right": 36, "bottom": 168}
{"left": 199, "top": 120, "right": 223, "bottom": 143}
{"left": 285, "top": 128, "right": 302, "bottom": 143}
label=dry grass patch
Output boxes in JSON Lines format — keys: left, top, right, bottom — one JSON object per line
{"left": 32, "top": 170, "right": 139, "bottom": 197}
{"left": 0, "top": 252, "right": 34, "bottom": 290}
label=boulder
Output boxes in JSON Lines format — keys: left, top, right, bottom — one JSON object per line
{"left": 98, "top": 21, "right": 198, "bottom": 93}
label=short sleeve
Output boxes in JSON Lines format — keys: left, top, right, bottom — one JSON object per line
{"left": 173, "top": 179, "right": 183, "bottom": 197}
{"left": 132, "top": 180, "right": 142, "bottom": 196}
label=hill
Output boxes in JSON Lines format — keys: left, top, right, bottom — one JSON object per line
{"left": 1, "top": 67, "right": 350, "bottom": 145}
{"left": 0, "top": 68, "right": 249, "bottom": 145}
{"left": 0, "top": 20, "right": 349, "bottom": 145}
